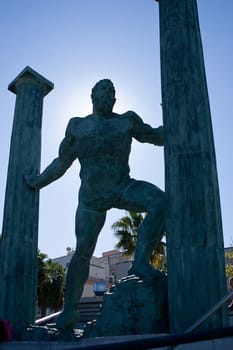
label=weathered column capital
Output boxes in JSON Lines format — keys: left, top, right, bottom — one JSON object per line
{"left": 8, "top": 66, "right": 54, "bottom": 96}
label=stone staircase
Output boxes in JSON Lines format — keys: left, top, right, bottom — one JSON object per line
{"left": 79, "top": 296, "right": 103, "bottom": 323}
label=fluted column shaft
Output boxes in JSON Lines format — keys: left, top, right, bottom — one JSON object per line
{"left": 0, "top": 67, "right": 53, "bottom": 339}
{"left": 157, "top": 0, "right": 228, "bottom": 331}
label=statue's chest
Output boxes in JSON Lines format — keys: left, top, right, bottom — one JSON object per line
{"left": 74, "top": 118, "right": 132, "bottom": 156}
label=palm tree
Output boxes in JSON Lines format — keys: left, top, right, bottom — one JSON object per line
{"left": 37, "top": 251, "right": 66, "bottom": 317}
{"left": 112, "top": 211, "right": 166, "bottom": 272}
{"left": 112, "top": 211, "right": 143, "bottom": 258}
{"left": 37, "top": 250, "right": 48, "bottom": 289}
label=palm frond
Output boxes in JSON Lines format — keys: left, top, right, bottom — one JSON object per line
{"left": 112, "top": 211, "right": 166, "bottom": 272}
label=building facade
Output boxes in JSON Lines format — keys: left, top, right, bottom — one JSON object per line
{"left": 52, "top": 248, "right": 133, "bottom": 298}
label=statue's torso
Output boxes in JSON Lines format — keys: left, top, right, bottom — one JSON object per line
{"left": 70, "top": 113, "right": 134, "bottom": 199}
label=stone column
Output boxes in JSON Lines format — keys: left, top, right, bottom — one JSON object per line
{"left": 157, "top": 0, "right": 228, "bottom": 331}
{"left": 0, "top": 67, "right": 53, "bottom": 339}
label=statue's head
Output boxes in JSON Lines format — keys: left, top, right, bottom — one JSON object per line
{"left": 91, "top": 79, "right": 116, "bottom": 117}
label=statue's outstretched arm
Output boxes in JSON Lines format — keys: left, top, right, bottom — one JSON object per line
{"left": 130, "top": 112, "right": 164, "bottom": 146}
{"left": 25, "top": 119, "right": 77, "bottom": 189}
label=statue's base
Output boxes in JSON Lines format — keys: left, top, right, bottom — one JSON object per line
{"left": 84, "top": 273, "right": 169, "bottom": 337}
{"left": 22, "top": 272, "right": 168, "bottom": 341}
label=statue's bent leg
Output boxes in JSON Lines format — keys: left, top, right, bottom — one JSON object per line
{"left": 56, "top": 207, "right": 106, "bottom": 330}
{"left": 132, "top": 202, "right": 164, "bottom": 279}
{"left": 117, "top": 180, "right": 165, "bottom": 280}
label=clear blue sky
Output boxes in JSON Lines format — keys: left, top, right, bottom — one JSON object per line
{"left": 0, "top": 1, "right": 232, "bottom": 258}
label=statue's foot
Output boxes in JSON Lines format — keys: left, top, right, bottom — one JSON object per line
{"left": 55, "top": 309, "right": 80, "bottom": 331}
{"left": 128, "top": 262, "right": 162, "bottom": 282}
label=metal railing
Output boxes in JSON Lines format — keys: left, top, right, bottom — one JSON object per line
{"left": 66, "top": 326, "right": 233, "bottom": 350}
{"left": 35, "top": 310, "right": 61, "bottom": 326}
{"left": 167, "top": 289, "right": 233, "bottom": 350}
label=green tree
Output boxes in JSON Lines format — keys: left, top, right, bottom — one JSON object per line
{"left": 225, "top": 251, "right": 233, "bottom": 279}
{"left": 112, "top": 211, "right": 166, "bottom": 272}
{"left": 37, "top": 251, "right": 66, "bottom": 317}
{"left": 37, "top": 250, "right": 48, "bottom": 290}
